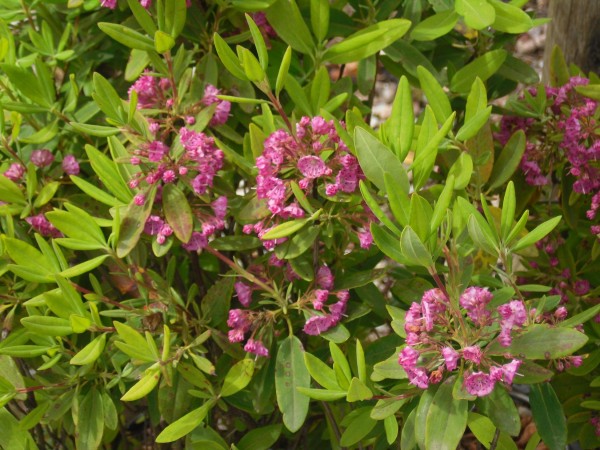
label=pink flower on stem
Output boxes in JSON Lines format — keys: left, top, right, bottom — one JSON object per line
{"left": 464, "top": 371, "right": 496, "bottom": 397}
{"left": 303, "top": 315, "right": 335, "bottom": 335}
{"left": 62, "top": 155, "right": 80, "bottom": 175}
{"left": 4, "top": 163, "right": 25, "bottom": 181}
{"left": 312, "top": 289, "right": 329, "bottom": 310}
{"left": 234, "top": 282, "right": 253, "bottom": 307}
{"left": 317, "top": 265, "right": 334, "bottom": 290}
{"left": 297, "top": 155, "right": 329, "bottom": 179}
{"left": 459, "top": 286, "right": 493, "bottom": 326}
{"left": 462, "top": 346, "right": 483, "bottom": 364}
{"left": 244, "top": 339, "right": 269, "bottom": 357}
{"left": 30, "top": 149, "right": 54, "bottom": 168}
{"left": 497, "top": 300, "right": 527, "bottom": 347}
{"left": 442, "top": 347, "right": 460, "bottom": 371}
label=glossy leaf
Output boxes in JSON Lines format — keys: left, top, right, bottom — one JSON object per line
{"left": 384, "top": 76, "right": 414, "bottom": 160}
{"left": 455, "top": 0, "right": 495, "bottom": 30}
{"left": 98, "top": 23, "right": 155, "bottom": 51}
{"left": 450, "top": 49, "right": 507, "bottom": 93}
{"left": 425, "top": 377, "right": 468, "bottom": 450}
{"left": 411, "top": 10, "right": 459, "bottom": 41}
{"left": 355, "top": 127, "right": 409, "bottom": 194}
{"left": 487, "top": 130, "right": 526, "bottom": 190}
{"left": 275, "top": 336, "right": 310, "bottom": 432}
{"left": 323, "top": 19, "right": 411, "bottom": 64}
{"left": 417, "top": 65, "right": 452, "bottom": 123}
{"left": 511, "top": 216, "right": 562, "bottom": 252}
{"left": 70, "top": 334, "right": 106, "bottom": 366}
{"left": 163, "top": 184, "right": 193, "bottom": 243}
{"left": 530, "top": 383, "right": 567, "bottom": 450}
{"left": 77, "top": 388, "right": 104, "bottom": 450}
{"left": 156, "top": 401, "right": 215, "bottom": 443}
{"left": 266, "top": 0, "right": 314, "bottom": 55}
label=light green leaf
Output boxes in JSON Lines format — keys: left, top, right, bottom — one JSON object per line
{"left": 487, "top": 130, "right": 526, "bottom": 190}
{"left": 162, "top": 184, "right": 193, "bottom": 243}
{"left": 156, "top": 401, "right": 215, "bottom": 443}
{"left": 77, "top": 388, "right": 104, "bottom": 450}
{"left": 455, "top": 0, "right": 495, "bottom": 30}
{"left": 70, "top": 334, "right": 106, "bottom": 365}
{"left": 511, "top": 216, "right": 562, "bottom": 252}
{"left": 221, "top": 359, "right": 255, "bottom": 397}
{"left": 98, "top": 22, "right": 155, "bottom": 51}
{"left": 425, "top": 377, "right": 468, "bottom": 450}
{"left": 417, "top": 65, "right": 452, "bottom": 123}
{"left": 450, "top": 49, "right": 507, "bottom": 93}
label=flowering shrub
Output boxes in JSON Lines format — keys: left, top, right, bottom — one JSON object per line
{"left": 0, "top": 0, "right": 599, "bottom": 449}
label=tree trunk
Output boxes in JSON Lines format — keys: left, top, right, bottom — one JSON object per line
{"left": 543, "top": 0, "right": 600, "bottom": 81}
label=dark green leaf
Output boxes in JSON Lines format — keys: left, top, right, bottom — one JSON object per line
{"left": 530, "top": 383, "right": 566, "bottom": 450}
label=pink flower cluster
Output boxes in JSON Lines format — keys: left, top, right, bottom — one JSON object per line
{"left": 498, "top": 76, "right": 600, "bottom": 235}
{"left": 399, "top": 287, "right": 526, "bottom": 396}
{"left": 25, "top": 213, "right": 61, "bottom": 238}
{"left": 246, "top": 116, "right": 371, "bottom": 250}
{"left": 128, "top": 72, "right": 171, "bottom": 110}
{"left": 128, "top": 128, "right": 223, "bottom": 196}
{"left": 303, "top": 266, "right": 349, "bottom": 335}
{"left": 227, "top": 309, "right": 269, "bottom": 357}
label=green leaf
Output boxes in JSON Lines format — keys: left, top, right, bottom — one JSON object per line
{"left": 156, "top": 401, "right": 214, "bottom": 443}
{"left": 411, "top": 10, "right": 459, "bottom": 41}
{"left": 77, "top": 388, "right": 104, "bottom": 450}
{"left": 274, "top": 225, "right": 320, "bottom": 260}
{"left": 261, "top": 218, "right": 310, "bottom": 240}
{"left": 530, "top": 383, "right": 566, "bottom": 450}
{"left": 467, "top": 213, "right": 499, "bottom": 256}
{"left": 487, "top": 130, "right": 526, "bottom": 190}
{"left": 59, "top": 255, "right": 110, "bottom": 278}
{"left": 412, "top": 110, "right": 456, "bottom": 191}
{"left": 121, "top": 367, "right": 161, "bottom": 401}
{"left": 237, "top": 424, "right": 282, "bottom": 450}
{"left": 92, "top": 72, "right": 125, "bottom": 123}
{"left": 303, "top": 353, "right": 340, "bottom": 390}
{"left": 356, "top": 339, "right": 367, "bottom": 383}
{"left": 33, "top": 181, "right": 59, "bottom": 208}
{"left": 500, "top": 181, "right": 516, "bottom": 241}
{"left": 127, "top": 0, "right": 157, "bottom": 35}
{"left": 450, "top": 49, "right": 507, "bottom": 93}
{"left": 70, "top": 334, "right": 106, "bottom": 366}
{"left": 511, "top": 216, "right": 562, "bottom": 252}
{"left": 85, "top": 144, "right": 132, "bottom": 203}
{"left": 285, "top": 74, "right": 313, "bottom": 116}
{"left": 310, "top": 0, "right": 329, "bottom": 42}
{"left": 401, "top": 408, "right": 418, "bottom": 450}
{"left": 370, "top": 223, "right": 407, "bottom": 264}
{"left": 467, "top": 413, "right": 518, "bottom": 450}
{"left": 221, "top": 359, "right": 255, "bottom": 397}
{"left": 384, "top": 173, "right": 410, "bottom": 227}
{"left": 46, "top": 203, "right": 106, "bottom": 246}
{"left": 239, "top": 46, "right": 266, "bottom": 85}
{"left": 164, "top": 0, "right": 186, "bottom": 38}
{"left": 266, "top": 0, "right": 314, "bottom": 55}
{"left": 245, "top": 14, "right": 268, "bottom": 70}
{"left": 98, "top": 23, "right": 155, "bottom": 51}
{"left": 465, "top": 78, "right": 487, "bottom": 122}
{"left": 210, "top": 236, "right": 262, "bottom": 251}
{"left": 275, "top": 46, "right": 292, "bottom": 97}
{"left": 20, "top": 316, "right": 73, "bottom": 336}
{"left": 295, "top": 387, "right": 346, "bottom": 401}
{"left": 360, "top": 181, "right": 402, "bottom": 236}
{"left": 116, "top": 186, "right": 156, "bottom": 258}
{"left": 417, "top": 65, "right": 452, "bottom": 123}
{"left": 430, "top": 176, "right": 455, "bottom": 233}
{"left": 346, "top": 377, "right": 372, "bottom": 402}
{"left": 3, "top": 236, "right": 55, "bottom": 276}
{"left": 154, "top": 30, "right": 175, "bottom": 53}
{"left": 560, "top": 303, "right": 600, "bottom": 328}
{"left": 0, "top": 174, "right": 26, "bottom": 205}
{"left": 323, "top": 19, "right": 411, "bottom": 64}
{"left": 487, "top": 324, "right": 588, "bottom": 359}
{"left": 370, "top": 397, "right": 406, "bottom": 420}
{"left": 489, "top": 0, "right": 533, "bottom": 33}
{"left": 340, "top": 407, "right": 377, "bottom": 446}
{"left": 455, "top": 0, "right": 495, "bottom": 30}
{"left": 354, "top": 127, "right": 409, "bottom": 194}
{"left": 384, "top": 415, "right": 399, "bottom": 444}
{"left": 425, "top": 377, "right": 468, "bottom": 450}
{"left": 384, "top": 76, "right": 414, "bottom": 160}
{"left": 276, "top": 336, "right": 310, "bottom": 432}
{"left": 70, "top": 175, "right": 121, "bottom": 206}
{"left": 213, "top": 33, "right": 247, "bottom": 81}
{"left": 400, "top": 226, "right": 433, "bottom": 268}
{"left": 476, "top": 386, "right": 521, "bottom": 436}
{"left": 0, "top": 63, "right": 53, "bottom": 107}
{"left": 162, "top": 184, "right": 193, "bottom": 243}
{"left": 456, "top": 106, "right": 492, "bottom": 141}
{"left": 448, "top": 152, "right": 473, "bottom": 191}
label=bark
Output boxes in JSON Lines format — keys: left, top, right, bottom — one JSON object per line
{"left": 543, "top": 0, "right": 600, "bottom": 80}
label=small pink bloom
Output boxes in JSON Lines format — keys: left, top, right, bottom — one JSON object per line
{"left": 30, "top": 149, "right": 54, "bottom": 168}
{"left": 4, "top": 163, "right": 25, "bottom": 181}
{"left": 317, "top": 266, "right": 334, "bottom": 290}
{"left": 312, "top": 289, "right": 329, "bottom": 310}
{"left": 303, "top": 315, "right": 335, "bottom": 335}
{"left": 442, "top": 347, "right": 460, "bottom": 371}
{"left": 464, "top": 372, "right": 495, "bottom": 397}
{"left": 235, "top": 282, "right": 253, "bottom": 307}
{"left": 297, "top": 155, "right": 328, "bottom": 179}
{"left": 462, "top": 346, "right": 483, "bottom": 364}
{"left": 182, "top": 231, "right": 207, "bottom": 252}
{"left": 244, "top": 339, "right": 269, "bottom": 357}
{"left": 62, "top": 155, "right": 80, "bottom": 175}
{"left": 134, "top": 194, "right": 145, "bottom": 206}
{"left": 357, "top": 230, "right": 373, "bottom": 249}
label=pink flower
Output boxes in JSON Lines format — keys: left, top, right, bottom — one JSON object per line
{"left": 304, "top": 315, "right": 335, "bottom": 335}
{"left": 497, "top": 300, "right": 527, "bottom": 347}
{"left": 442, "top": 347, "right": 460, "bottom": 371}
{"left": 147, "top": 141, "right": 169, "bottom": 162}
{"left": 129, "top": 73, "right": 161, "bottom": 109}
{"left": 182, "top": 232, "right": 208, "bottom": 252}
{"left": 62, "top": 155, "right": 80, "bottom": 175}
{"left": 464, "top": 371, "right": 495, "bottom": 397}
{"left": 25, "top": 214, "right": 61, "bottom": 238}
{"left": 357, "top": 230, "right": 373, "bottom": 249}
{"left": 398, "top": 346, "right": 419, "bottom": 371}
{"left": 235, "top": 282, "right": 253, "bottom": 307}
{"left": 4, "top": 163, "right": 25, "bottom": 181}
{"left": 500, "top": 359, "right": 522, "bottom": 384}
{"left": 244, "top": 339, "right": 269, "bottom": 357}
{"left": 144, "top": 215, "right": 164, "bottom": 235}
{"left": 574, "top": 280, "right": 590, "bottom": 296}
{"left": 297, "top": 155, "right": 329, "bottom": 179}
{"left": 134, "top": 194, "right": 145, "bottom": 206}
{"left": 100, "top": 0, "right": 117, "bottom": 8}
{"left": 30, "top": 149, "right": 54, "bottom": 168}
{"left": 317, "top": 265, "right": 334, "bottom": 290}
{"left": 462, "top": 346, "right": 483, "bottom": 364}
{"left": 312, "top": 289, "right": 329, "bottom": 310}
{"left": 212, "top": 196, "right": 228, "bottom": 219}
{"left": 406, "top": 367, "right": 429, "bottom": 389}
{"left": 460, "top": 286, "right": 492, "bottom": 326}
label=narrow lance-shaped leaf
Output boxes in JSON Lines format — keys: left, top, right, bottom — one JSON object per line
{"left": 385, "top": 75, "right": 413, "bottom": 160}
{"left": 529, "top": 383, "right": 567, "bottom": 450}
{"left": 162, "top": 184, "right": 193, "bottom": 243}
{"left": 487, "top": 130, "right": 526, "bottom": 190}
{"left": 417, "top": 65, "right": 452, "bottom": 123}
{"left": 511, "top": 216, "right": 562, "bottom": 252}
